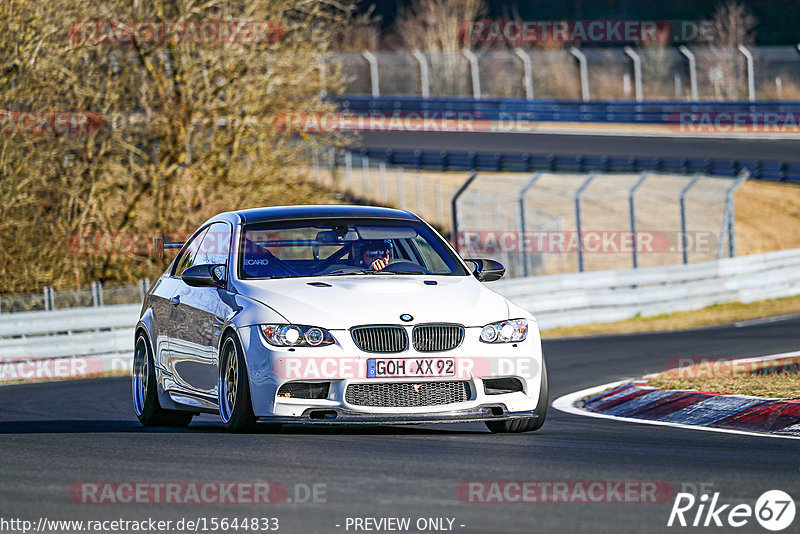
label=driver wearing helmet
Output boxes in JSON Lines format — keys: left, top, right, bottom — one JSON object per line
{"left": 356, "top": 239, "right": 393, "bottom": 271}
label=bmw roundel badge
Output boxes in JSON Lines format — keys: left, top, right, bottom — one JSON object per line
{"left": 400, "top": 314, "right": 413, "bottom": 322}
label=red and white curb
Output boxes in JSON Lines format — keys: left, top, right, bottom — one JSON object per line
{"left": 553, "top": 351, "right": 800, "bottom": 441}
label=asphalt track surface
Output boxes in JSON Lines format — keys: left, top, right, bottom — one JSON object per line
{"left": 2, "top": 317, "right": 799, "bottom": 534}
{"left": 355, "top": 131, "right": 800, "bottom": 163}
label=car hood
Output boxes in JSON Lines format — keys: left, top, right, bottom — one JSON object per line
{"left": 236, "top": 275, "right": 509, "bottom": 329}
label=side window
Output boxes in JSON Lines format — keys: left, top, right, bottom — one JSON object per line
{"left": 173, "top": 227, "right": 209, "bottom": 276}
{"left": 195, "top": 222, "right": 231, "bottom": 267}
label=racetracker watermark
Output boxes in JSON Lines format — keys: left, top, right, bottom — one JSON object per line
{"left": 69, "top": 482, "right": 303, "bottom": 504}
{"left": 273, "top": 356, "right": 540, "bottom": 381}
{"left": 663, "top": 357, "right": 800, "bottom": 379}
{"left": 274, "top": 110, "right": 489, "bottom": 134}
{"left": 456, "top": 231, "right": 718, "bottom": 255}
{"left": 668, "top": 112, "right": 800, "bottom": 134}
{"left": 68, "top": 232, "right": 195, "bottom": 256}
{"left": 0, "top": 111, "right": 103, "bottom": 136}
{"left": 0, "top": 356, "right": 129, "bottom": 382}
{"left": 457, "top": 481, "right": 673, "bottom": 503}
{"left": 68, "top": 21, "right": 286, "bottom": 45}
{"left": 459, "top": 20, "right": 714, "bottom": 44}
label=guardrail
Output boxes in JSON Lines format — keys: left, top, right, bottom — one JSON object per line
{"left": 352, "top": 148, "right": 800, "bottom": 182}
{"left": 334, "top": 96, "right": 800, "bottom": 124}
{"left": 4, "top": 248, "right": 800, "bottom": 371}
{"left": 493, "top": 247, "right": 800, "bottom": 329}
{"left": 0, "top": 304, "right": 139, "bottom": 382}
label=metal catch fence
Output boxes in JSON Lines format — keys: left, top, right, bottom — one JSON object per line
{"left": 310, "top": 150, "right": 748, "bottom": 278}
{"left": 324, "top": 46, "right": 800, "bottom": 101}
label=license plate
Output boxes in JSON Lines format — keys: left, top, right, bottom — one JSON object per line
{"left": 366, "top": 358, "right": 455, "bottom": 378}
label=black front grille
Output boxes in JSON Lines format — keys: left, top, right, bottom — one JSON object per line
{"left": 345, "top": 381, "right": 471, "bottom": 407}
{"left": 351, "top": 326, "right": 408, "bottom": 353}
{"left": 412, "top": 324, "right": 464, "bottom": 352}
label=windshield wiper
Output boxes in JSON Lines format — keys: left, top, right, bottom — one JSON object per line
{"left": 267, "top": 270, "right": 427, "bottom": 279}
{"left": 366, "top": 270, "right": 427, "bottom": 275}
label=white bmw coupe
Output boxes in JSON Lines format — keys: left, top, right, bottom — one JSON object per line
{"left": 132, "top": 205, "right": 547, "bottom": 433}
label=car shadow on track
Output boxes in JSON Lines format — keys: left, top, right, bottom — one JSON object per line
{"left": 0, "top": 419, "right": 492, "bottom": 435}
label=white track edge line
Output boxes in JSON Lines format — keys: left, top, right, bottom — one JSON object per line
{"left": 553, "top": 351, "right": 800, "bottom": 441}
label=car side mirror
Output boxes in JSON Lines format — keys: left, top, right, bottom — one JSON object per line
{"left": 181, "top": 264, "right": 226, "bottom": 288}
{"left": 465, "top": 258, "right": 505, "bottom": 282}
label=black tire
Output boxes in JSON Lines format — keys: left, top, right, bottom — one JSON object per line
{"left": 218, "top": 334, "right": 281, "bottom": 433}
{"left": 132, "top": 333, "right": 194, "bottom": 427}
{"left": 485, "top": 358, "right": 548, "bottom": 433}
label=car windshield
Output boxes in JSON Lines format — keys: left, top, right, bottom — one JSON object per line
{"left": 239, "top": 218, "right": 469, "bottom": 279}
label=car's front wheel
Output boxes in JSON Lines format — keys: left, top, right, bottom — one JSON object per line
{"left": 132, "top": 333, "right": 194, "bottom": 427}
{"left": 485, "top": 359, "right": 548, "bottom": 433}
{"left": 218, "top": 334, "right": 281, "bottom": 433}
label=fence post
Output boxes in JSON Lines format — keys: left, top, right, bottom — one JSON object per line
{"left": 623, "top": 47, "right": 643, "bottom": 102}
{"left": 678, "top": 46, "right": 698, "bottom": 101}
{"left": 361, "top": 50, "right": 380, "bottom": 98}
{"left": 43, "top": 286, "right": 54, "bottom": 311}
{"left": 515, "top": 48, "right": 534, "bottom": 100}
{"left": 737, "top": 45, "right": 755, "bottom": 102}
{"left": 139, "top": 279, "right": 150, "bottom": 301}
{"left": 574, "top": 173, "right": 597, "bottom": 272}
{"left": 570, "top": 47, "right": 590, "bottom": 102}
{"left": 718, "top": 169, "right": 750, "bottom": 258}
{"left": 679, "top": 173, "right": 702, "bottom": 264}
{"left": 462, "top": 49, "right": 481, "bottom": 99}
{"left": 451, "top": 171, "right": 479, "bottom": 250}
{"left": 91, "top": 281, "right": 104, "bottom": 307}
{"left": 518, "top": 172, "right": 542, "bottom": 277}
{"left": 411, "top": 50, "right": 430, "bottom": 98}
{"left": 628, "top": 172, "right": 650, "bottom": 269}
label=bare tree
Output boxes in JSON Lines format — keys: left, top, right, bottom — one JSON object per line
{"left": 708, "top": 0, "right": 758, "bottom": 99}
{"left": 390, "top": 0, "right": 487, "bottom": 96}
{"left": 0, "top": 0, "right": 354, "bottom": 293}
{"left": 711, "top": 0, "right": 757, "bottom": 48}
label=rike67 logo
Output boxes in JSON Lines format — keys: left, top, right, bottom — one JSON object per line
{"left": 668, "top": 490, "right": 795, "bottom": 531}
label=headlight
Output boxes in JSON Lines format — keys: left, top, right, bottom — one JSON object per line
{"left": 260, "top": 324, "right": 335, "bottom": 347}
{"left": 480, "top": 319, "right": 527, "bottom": 343}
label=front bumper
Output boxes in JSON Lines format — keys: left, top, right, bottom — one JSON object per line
{"left": 259, "top": 405, "right": 537, "bottom": 425}
{"left": 238, "top": 323, "right": 544, "bottom": 422}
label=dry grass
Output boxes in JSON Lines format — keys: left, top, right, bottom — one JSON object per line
{"left": 541, "top": 294, "right": 800, "bottom": 339}
{"left": 533, "top": 179, "right": 800, "bottom": 338}
{"left": 647, "top": 356, "right": 800, "bottom": 399}
{"left": 735, "top": 180, "right": 800, "bottom": 255}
